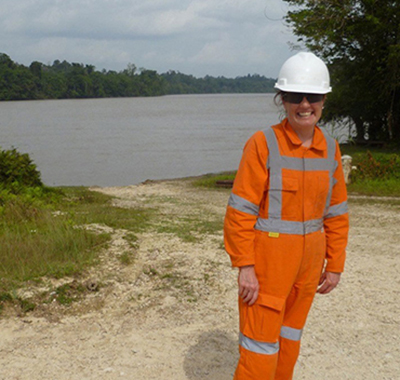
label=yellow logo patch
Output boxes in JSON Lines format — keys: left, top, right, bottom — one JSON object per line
{"left": 268, "top": 232, "right": 280, "bottom": 238}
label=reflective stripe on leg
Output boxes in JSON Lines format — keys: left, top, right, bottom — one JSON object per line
{"left": 280, "top": 326, "right": 303, "bottom": 341}
{"left": 235, "top": 344, "right": 279, "bottom": 380}
{"left": 239, "top": 332, "right": 279, "bottom": 355}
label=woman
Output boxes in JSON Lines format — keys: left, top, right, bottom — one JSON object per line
{"left": 224, "top": 52, "right": 349, "bottom": 380}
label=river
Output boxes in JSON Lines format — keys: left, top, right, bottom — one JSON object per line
{"left": 0, "top": 94, "right": 347, "bottom": 187}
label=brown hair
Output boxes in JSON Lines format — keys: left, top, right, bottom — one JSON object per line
{"left": 274, "top": 91, "right": 285, "bottom": 107}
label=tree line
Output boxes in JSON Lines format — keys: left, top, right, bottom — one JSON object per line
{"left": 0, "top": 53, "right": 276, "bottom": 101}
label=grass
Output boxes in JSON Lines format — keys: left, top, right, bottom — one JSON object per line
{"left": 119, "top": 251, "right": 135, "bottom": 265}
{"left": 142, "top": 260, "right": 199, "bottom": 303}
{"left": 123, "top": 233, "right": 139, "bottom": 249}
{"left": 347, "top": 178, "right": 400, "bottom": 197}
{"left": 0, "top": 200, "right": 109, "bottom": 289}
{"left": 0, "top": 187, "right": 154, "bottom": 304}
{"left": 52, "top": 281, "right": 87, "bottom": 305}
{"left": 57, "top": 187, "right": 154, "bottom": 232}
{"left": 155, "top": 214, "right": 224, "bottom": 243}
{"left": 192, "top": 172, "right": 235, "bottom": 189}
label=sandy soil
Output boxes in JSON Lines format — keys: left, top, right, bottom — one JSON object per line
{"left": 0, "top": 179, "right": 399, "bottom": 380}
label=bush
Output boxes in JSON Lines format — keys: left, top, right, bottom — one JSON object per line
{"left": 352, "top": 151, "right": 400, "bottom": 181}
{"left": 0, "top": 147, "right": 43, "bottom": 191}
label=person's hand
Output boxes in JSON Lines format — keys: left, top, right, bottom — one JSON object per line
{"left": 238, "top": 265, "right": 259, "bottom": 305}
{"left": 317, "top": 271, "right": 341, "bottom": 294}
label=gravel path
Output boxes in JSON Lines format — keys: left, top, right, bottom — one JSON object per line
{"left": 0, "top": 179, "right": 399, "bottom": 380}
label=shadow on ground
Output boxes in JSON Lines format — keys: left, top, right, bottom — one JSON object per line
{"left": 184, "top": 330, "right": 238, "bottom": 380}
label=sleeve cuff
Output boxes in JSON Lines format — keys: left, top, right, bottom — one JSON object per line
{"left": 228, "top": 253, "right": 256, "bottom": 268}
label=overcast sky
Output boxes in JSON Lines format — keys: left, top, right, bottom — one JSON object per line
{"left": 0, "top": 0, "right": 301, "bottom": 78}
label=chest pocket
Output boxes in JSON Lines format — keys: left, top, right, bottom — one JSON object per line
{"left": 281, "top": 176, "right": 299, "bottom": 218}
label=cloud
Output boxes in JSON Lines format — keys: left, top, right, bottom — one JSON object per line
{"left": 1, "top": 0, "right": 226, "bottom": 39}
{"left": 0, "top": 0, "right": 299, "bottom": 77}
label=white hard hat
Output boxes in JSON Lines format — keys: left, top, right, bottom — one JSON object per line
{"left": 274, "top": 52, "right": 332, "bottom": 94}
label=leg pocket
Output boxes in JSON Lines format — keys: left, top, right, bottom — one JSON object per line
{"left": 240, "top": 293, "right": 286, "bottom": 343}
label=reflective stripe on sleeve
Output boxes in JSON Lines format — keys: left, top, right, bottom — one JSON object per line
{"left": 228, "top": 193, "right": 259, "bottom": 216}
{"left": 320, "top": 128, "right": 338, "bottom": 215}
{"left": 280, "top": 326, "right": 303, "bottom": 341}
{"left": 239, "top": 332, "right": 279, "bottom": 355}
{"left": 325, "top": 201, "right": 348, "bottom": 218}
{"left": 255, "top": 218, "right": 323, "bottom": 235}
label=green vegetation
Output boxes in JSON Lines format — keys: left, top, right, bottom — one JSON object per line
{"left": 284, "top": 0, "right": 400, "bottom": 146}
{"left": 142, "top": 261, "right": 199, "bottom": 303}
{"left": 0, "top": 53, "right": 276, "bottom": 101}
{"left": 0, "top": 147, "right": 43, "bottom": 189}
{"left": 52, "top": 281, "right": 87, "bottom": 306}
{"left": 118, "top": 251, "right": 135, "bottom": 265}
{"left": 348, "top": 178, "right": 400, "bottom": 197}
{"left": 0, "top": 146, "right": 154, "bottom": 313}
{"left": 57, "top": 187, "right": 153, "bottom": 232}
{"left": 156, "top": 214, "right": 223, "bottom": 243}
{"left": 162, "top": 71, "right": 275, "bottom": 94}
{"left": 192, "top": 172, "right": 236, "bottom": 189}
{"left": 0, "top": 198, "right": 109, "bottom": 284}
{"left": 341, "top": 145, "right": 400, "bottom": 196}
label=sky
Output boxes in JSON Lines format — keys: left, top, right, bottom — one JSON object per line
{"left": 0, "top": 0, "right": 302, "bottom": 79}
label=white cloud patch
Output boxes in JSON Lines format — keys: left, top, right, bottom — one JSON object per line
{"left": 1, "top": 0, "right": 226, "bottom": 38}
{"left": 0, "top": 0, "right": 299, "bottom": 77}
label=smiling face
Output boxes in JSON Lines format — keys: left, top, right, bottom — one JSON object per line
{"left": 282, "top": 92, "right": 326, "bottom": 132}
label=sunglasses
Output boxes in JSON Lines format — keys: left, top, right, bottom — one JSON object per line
{"left": 282, "top": 92, "right": 325, "bottom": 104}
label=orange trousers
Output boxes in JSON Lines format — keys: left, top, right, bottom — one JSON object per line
{"left": 233, "top": 230, "right": 326, "bottom": 380}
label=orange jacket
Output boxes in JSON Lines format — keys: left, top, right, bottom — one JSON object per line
{"left": 224, "top": 119, "right": 349, "bottom": 273}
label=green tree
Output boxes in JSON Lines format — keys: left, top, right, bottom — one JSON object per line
{"left": 284, "top": 0, "right": 400, "bottom": 144}
{"left": 0, "top": 53, "right": 39, "bottom": 100}
{"left": 123, "top": 63, "right": 137, "bottom": 77}
{"left": 29, "top": 61, "right": 42, "bottom": 79}
{"left": 138, "top": 69, "right": 166, "bottom": 96}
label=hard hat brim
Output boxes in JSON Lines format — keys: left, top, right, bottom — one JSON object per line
{"left": 274, "top": 83, "right": 332, "bottom": 94}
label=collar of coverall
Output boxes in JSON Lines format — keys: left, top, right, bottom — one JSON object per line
{"left": 282, "top": 118, "right": 327, "bottom": 151}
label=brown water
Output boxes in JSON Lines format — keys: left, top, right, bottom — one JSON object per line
{"left": 0, "top": 94, "right": 284, "bottom": 186}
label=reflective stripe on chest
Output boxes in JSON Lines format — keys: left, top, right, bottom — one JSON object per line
{"left": 255, "top": 127, "right": 336, "bottom": 235}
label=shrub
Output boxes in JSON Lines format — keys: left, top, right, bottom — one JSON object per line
{"left": 352, "top": 151, "right": 400, "bottom": 181}
{"left": 0, "top": 147, "right": 43, "bottom": 191}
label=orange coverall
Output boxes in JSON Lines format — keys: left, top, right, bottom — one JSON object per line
{"left": 224, "top": 119, "right": 349, "bottom": 380}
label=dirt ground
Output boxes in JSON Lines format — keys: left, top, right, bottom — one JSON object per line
{"left": 0, "top": 179, "right": 399, "bottom": 380}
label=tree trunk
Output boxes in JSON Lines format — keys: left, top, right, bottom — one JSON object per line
{"left": 389, "top": 92, "right": 400, "bottom": 145}
{"left": 353, "top": 116, "right": 365, "bottom": 142}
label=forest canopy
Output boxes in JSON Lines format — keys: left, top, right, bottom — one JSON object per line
{"left": 0, "top": 53, "right": 276, "bottom": 101}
